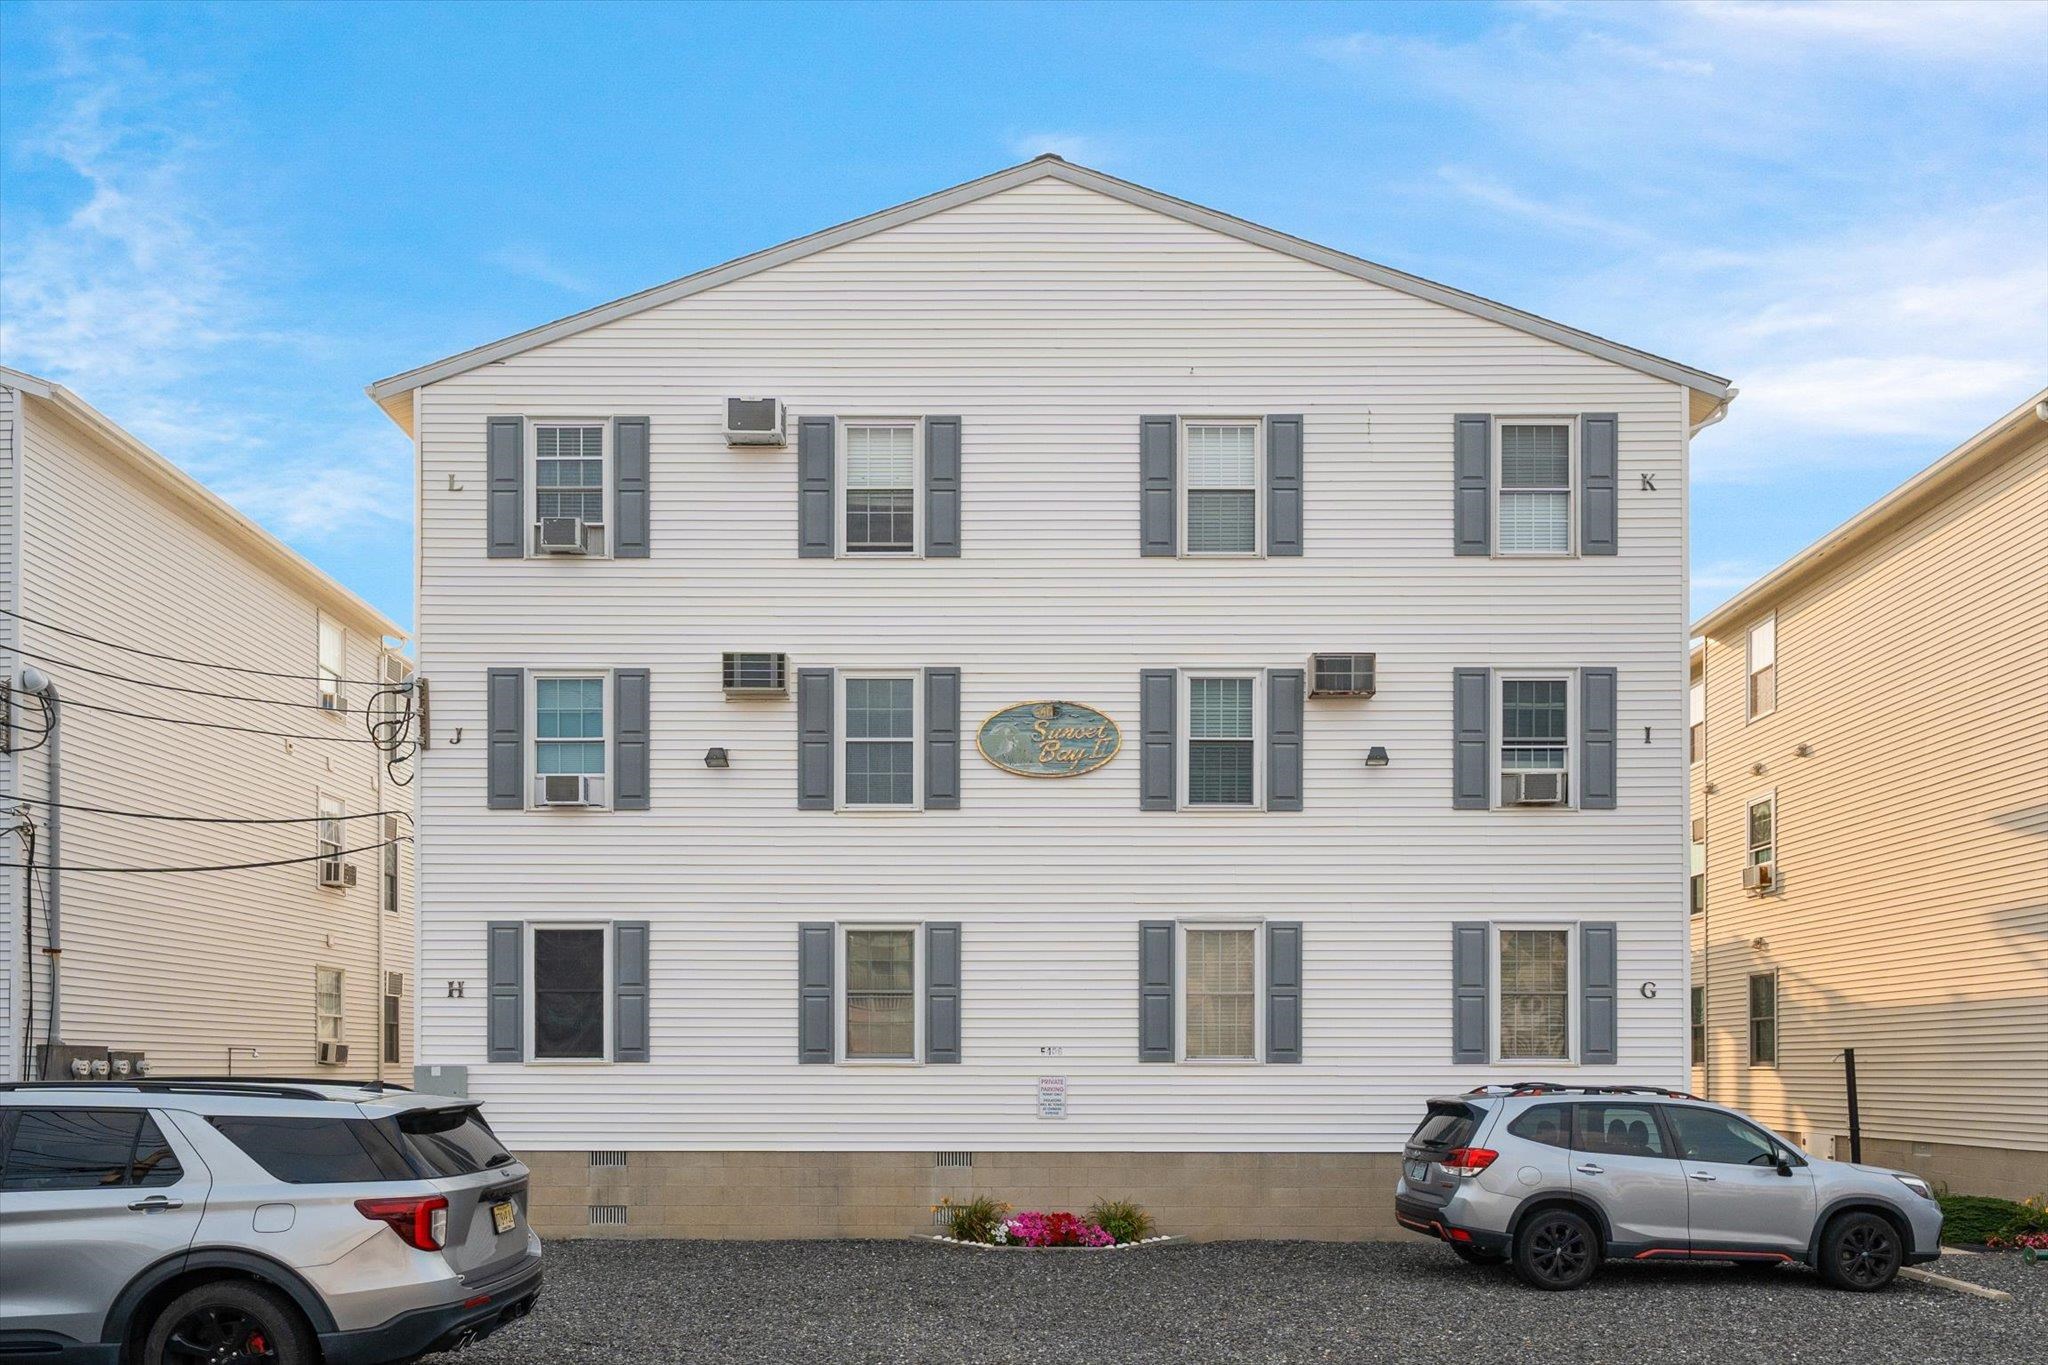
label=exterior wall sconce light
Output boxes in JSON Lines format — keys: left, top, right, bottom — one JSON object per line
{"left": 704, "top": 747, "right": 730, "bottom": 769}
{"left": 1364, "top": 746, "right": 1390, "bottom": 767}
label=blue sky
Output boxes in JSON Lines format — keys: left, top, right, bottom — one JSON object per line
{"left": 3, "top": 0, "right": 2043, "bottom": 632}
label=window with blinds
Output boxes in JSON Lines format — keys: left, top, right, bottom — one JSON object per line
{"left": 845, "top": 928, "right": 916, "bottom": 1060}
{"left": 1184, "top": 928, "right": 1256, "bottom": 1060}
{"left": 1187, "top": 676, "right": 1256, "bottom": 806}
{"left": 844, "top": 423, "right": 916, "bottom": 553}
{"left": 535, "top": 425, "right": 605, "bottom": 522}
{"left": 844, "top": 676, "right": 916, "bottom": 807}
{"left": 1497, "top": 422, "right": 1572, "bottom": 555}
{"left": 1498, "top": 928, "right": 1569, "bottom": 1060}
{"left": 1184, "top": 422, "right": 1258, "bottom": 555}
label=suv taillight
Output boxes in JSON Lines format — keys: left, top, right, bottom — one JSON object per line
{"left": 356, "top": 1195, "right": 449, "bottom": 1250}
{"left": 1440, "top": 1147, "right": 1499, "bottom": 1177}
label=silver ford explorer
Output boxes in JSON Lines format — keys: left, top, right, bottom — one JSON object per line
{"left": 1395, "top": 1083, "right": 1943, "bottom": 1291}
{"left": 0, "top": 1078, "right": 541, "bottom": 1364}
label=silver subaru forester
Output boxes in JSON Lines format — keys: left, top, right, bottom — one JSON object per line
{"left": 1395, "top": 1083, "right": 1943, "bottom": 1291}
{"left": 0, "top": 1078, "right": 541, "bottom": 1363}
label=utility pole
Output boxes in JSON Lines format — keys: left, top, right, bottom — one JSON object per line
{"left": 18, "top": 667, "right": 61, "bottom": 1060}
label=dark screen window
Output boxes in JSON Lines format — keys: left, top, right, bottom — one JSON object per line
{"left": 1572, "top": 1103, "right": 1668, "bottom": 1158}
{"left": 533, "top": 928, "right": 605, "bottom": 1059}
{"left": 397, "top": 1106, "right": 514, "bottom": 1177}
{"left": 1506, "top": 1103, "right": 1572, "bottom": 1149}
{"left": 211, "top": 1116, "right": 415, "bottom": 1184}
{"left": 1408, "top": 1104, "right": 1480, "bottom": 1150}
{"left": 1666, "top": 1107, "right": 1783, "bottom": 1167}
{"left": 2, "top": 1109, "right": 183, "bottom": 1191}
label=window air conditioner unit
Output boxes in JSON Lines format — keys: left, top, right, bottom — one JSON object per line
{"left": 1502, "top": 770, "right": 1568, "bottom": 807}
{"left": 319, "top": 861, "right": 357, "bottom": 889}
{"left": 385, "top": 971, "right": 405, "bottom": 997}
{"left": 1743, "top": 862, "right": 1776, "bottom": 891}
{"left": 536, "top": 773, "right": 605, "bottom": 807}
{"left": 537, "top": 516, "right": 589, "bottom": 554}
{"left": 724, "top": 398, "right": 787, "bottom": 447}
{"left": 1309, "top": 653, "right": 1376, "bottom": 698}
{"left": 1691, "top": 817, "right": 1707, "bottom": 843}
{"left": 722, "top": 652, "right": 790, "bottom": 697}
{"left": 317, "top": 1041, "right": 350, "bottom": 1067}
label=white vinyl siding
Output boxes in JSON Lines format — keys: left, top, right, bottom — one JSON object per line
{"left": 1182, "top": 420, "right": 1259, "bottom": 556}
{"left": 1496, "top": 420, "right": 1573, "bottom": 555}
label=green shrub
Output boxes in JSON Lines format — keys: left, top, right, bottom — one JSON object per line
{"left": 933, "top": 1195, "right": 1010, "bottom": 1244}
{"left": 1938, "top": 1194, "right": 2029, "bottom": 1245}
{"left": 1086, "top": 1198, "right": 1155, "bottom": 1245}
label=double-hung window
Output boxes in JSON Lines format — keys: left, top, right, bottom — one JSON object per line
{"left": 534, "top": 675, "right": 607, "bottom": 793}
{"left": 1746, "top": 615, "right": 1776, "bottom": 719}
{"left": 1499, "top": 675, "right": 1571, "bottom": 803}
{"left": 530, "top": 925, "right": 608, "bottom": 1060}
{"left": 382, "top": 972, "right": 404, "bottom": 1065}
{"left": 1689, "top": 679, "right": 1705, "bottom": 764}
{"left": 1747, "top": 794, "right": 1775, "bottom": 872}
{"left": 317, "top": 615, "right": 346, "bottom": 710}
{"left": 841, "top": 926, "right": 919, "bottom": 1061}
{"left": 1183, "top": 673, "right": 1259, "bottom": 808}
{"left": 316, "top": 795, "right": 345, "bottom": 886}
{"left": 533, "top": 422, "right": 607, "bottom": 555}
{"left": 1748, "top": 971, "right": 1777, "bottom": 1066}
{"left": 1690, "top": 984, "right": 1706, "bottom": 1066}
{"left": 842, "top": 422, "right": 918, "bottom": 555}
{"left": 1183, "top": 420, "right": 1260, "bottom": 555}
{"left": 1182, "top": 925, "right": 1259, "bottom": 1061}
{"left": 842, "top": 674, "right": 918, "bottom": 809}
{"left": 1496, "top": 927, "right": 1572, "bottom": 1062}
{"left": 382, "top": 815, "right": 401, "bottom": 914}
{"left": 1690, "top": 838, "right": 1706, "bottom": 915}
{"left": 1496, "top": 421, "right": 1573, "bottom": 555}
{"left": 315, "top": 967, "right": 345, "bottom": 1050}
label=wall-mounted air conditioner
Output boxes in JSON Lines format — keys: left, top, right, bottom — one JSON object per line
{"left": 319, "top": 861, "right": 357, "bottom": 889}
{"left": 537, "top": 774, "right": 605, "bottom": 808}
{"left": 1502, "top": 770, "right": 1568, "bottom": 807}
{"left": 724, "top": 398, "right": 786, "bottom": 447}
{"left": 316, "top": 1041, "right": 350, "bottom": 1067}
{"left": 722, "top": 652, "right": 790, "bottom": 697}
{"left": 1743, "top": 862, "right": 1776, "bottom": 892}
{"left": 537, "top": 516, "right": 589, "bottom": 554}
{"left": 1309, "top": 653, "right": 1376, "bottom": 698}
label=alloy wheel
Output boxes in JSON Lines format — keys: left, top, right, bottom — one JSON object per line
{"left": 1529, "top": 1216, "right": 1591, "bottom": 1284}
{"left": 162, "top": 1305, "right": 278, "bottom": 1365}
{"left": 1836, "top": 1222, "right": 1898, "bottom": 1288}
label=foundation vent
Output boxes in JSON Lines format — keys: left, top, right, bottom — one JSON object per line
{"left": 588, "top": 1150, "right": 628, "bottom": 1168}
{"left": 588, "top": 1204, "right": 628, "bottom": 1227}
{"left": 934, "top": 1151, "right": 974, "bottom": 1168}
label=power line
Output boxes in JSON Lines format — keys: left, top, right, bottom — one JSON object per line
{"left": 2, "top": 792, "right": 413, "bottom": 827}
{"left": 8, "top": 645, "right": 385, "bottom": 715}
{"left": 5, "top": 692, "right": 404, "bottom": 746}
{"left": 0, "top": 606, "right": 399, "bottom": 685}
{"left": 0, "top": 835, "right": 413, "bottom": 875}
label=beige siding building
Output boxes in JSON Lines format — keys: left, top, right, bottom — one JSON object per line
{"left": 1690, "top": 388, "right": 2048, "bottom": 1199}
{"left": 1, "top": 367, "right": 415, "bottom": 1085}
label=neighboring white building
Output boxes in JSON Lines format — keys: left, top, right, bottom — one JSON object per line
{"left": 371, "top": 157, "right": 1733, "bottom": 1239}
{"left": 1, "top": 367, "right": 415, "bottom": 1085}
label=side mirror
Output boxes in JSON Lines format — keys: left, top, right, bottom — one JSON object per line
{"left": 1775, "top": 1153, "right": 1794, "bottom": 1176}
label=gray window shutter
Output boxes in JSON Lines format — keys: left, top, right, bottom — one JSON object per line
{"left": 613, "top": 921, "right": 650, "bottom": 1062}
{"left": 1139, "top": 668, "right": 1177, "bottom": 810}
{"left": 797, "top": 668, "right": 834, "bottom": 810}
{"left": 1581, "top": 921, "right": 1618, "bottom": 1065}
{"left": 925, "top": 416, "right": 961, "bottom": 558}
{"left": 486, "top": 668, "right": 524, "bottom": 810}
{"left": 797, "top": 922, "right": 835, "bottom": 1063}
{"left": 924, "top": 667, "right": 961, "bottom": 810}
{"left": 1451, "top": 667, "right": 1491, "bottom": 810}
{"left": 486, "top": 417, "right": 524, "bottom": 559}
{"left": 613, "top": 416, "right": 650, "bottom": 558}
{"left": 926, "top": 922, "right": 962, "bottom": 1064}
{"left": 1139, "top": 416, "right": 1177, "bottom": 557}
{"left": 614, "top": 668, "right": 651, "bottom": 811}
{"left": 1266, "top": 668, "right": 1304, "bottom": 812}
{"left": 1580, "top": 667, "right": 1618, "bottom": 810}
{"left": 487, "top": 922, "right": 523, "bottom": 1062}
{"left": 1453, "top": 413, "right": 1491, "bottom": 556}
{"left": 1580, "top": 412, "right": 1618, "bottom": 556}
{"left": 798, "top": 416, "right": 835, "bottom": 558}
{"left": 1138, "top": 920, "right": 1175, "bottom": 1062}
{"left": 1452, "top": 922, "right": 1489, "bottom": 1064}
{"left": 1266, "top": 921, "right": 1303, "bottom": 1063}
{"left": 1266, "top": 414, "right": 1303, "bottom": 556}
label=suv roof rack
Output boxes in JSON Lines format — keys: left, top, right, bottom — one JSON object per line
{"left": 1464, "top": 1082, "right": 1704, "bottom": 1101}
{"left": 0, "top": 1077, "right": 413, "bottom": 1102}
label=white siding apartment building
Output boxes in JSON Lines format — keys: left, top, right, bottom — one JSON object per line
{"left": 1, "top": 367, "right": 415, "bottom": 1086}
{"left": 372, "top": 158, "right": 1733, "bottom": 1239}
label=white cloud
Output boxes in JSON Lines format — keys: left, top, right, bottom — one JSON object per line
{"left": 489, "top": 243, "right": 592, "bottom": 294}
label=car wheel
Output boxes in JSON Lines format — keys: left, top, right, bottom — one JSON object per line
{"left": 1512, "top": 1209, "right": 1599, "bottom": 1290}
{"left": 1451, "top": 1243, "right": 1508, "bottom": 1266}
{"left": 1818, "top": 1212, "right": 1902, "bottom": 1292}
{"left": 143, "top": 1280, "right": 315, "bottom": 1365}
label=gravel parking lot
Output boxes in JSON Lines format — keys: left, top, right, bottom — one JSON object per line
{"left": 463, "top": 1238, "right": 2041, "bottom": 1364}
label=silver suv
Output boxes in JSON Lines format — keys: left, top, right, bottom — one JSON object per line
{"left": 1395, "top": 1083, "right": 1942, "bottom": 1292}
{"left": 0, "top": 1078, "right": 541, "bottom": 1363}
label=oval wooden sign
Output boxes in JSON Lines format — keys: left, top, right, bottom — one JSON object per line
{"left": 976, "top": 700, "right": 1122, "bottom": 778}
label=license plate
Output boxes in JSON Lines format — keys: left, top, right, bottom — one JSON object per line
{"left": 1405, "top": 1161, "right": 1428, "bottom": 1181}
{"left": 491, "top": 1199, "right": 517, "bottom": 1235}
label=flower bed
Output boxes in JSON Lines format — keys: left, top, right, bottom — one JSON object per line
{"left": 931, "top": 1196, "right": 1173, "bottom": 1251}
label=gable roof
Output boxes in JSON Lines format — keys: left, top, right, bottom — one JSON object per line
{"left": 366, "top": 155, "right": 1733, "bottom": 431}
